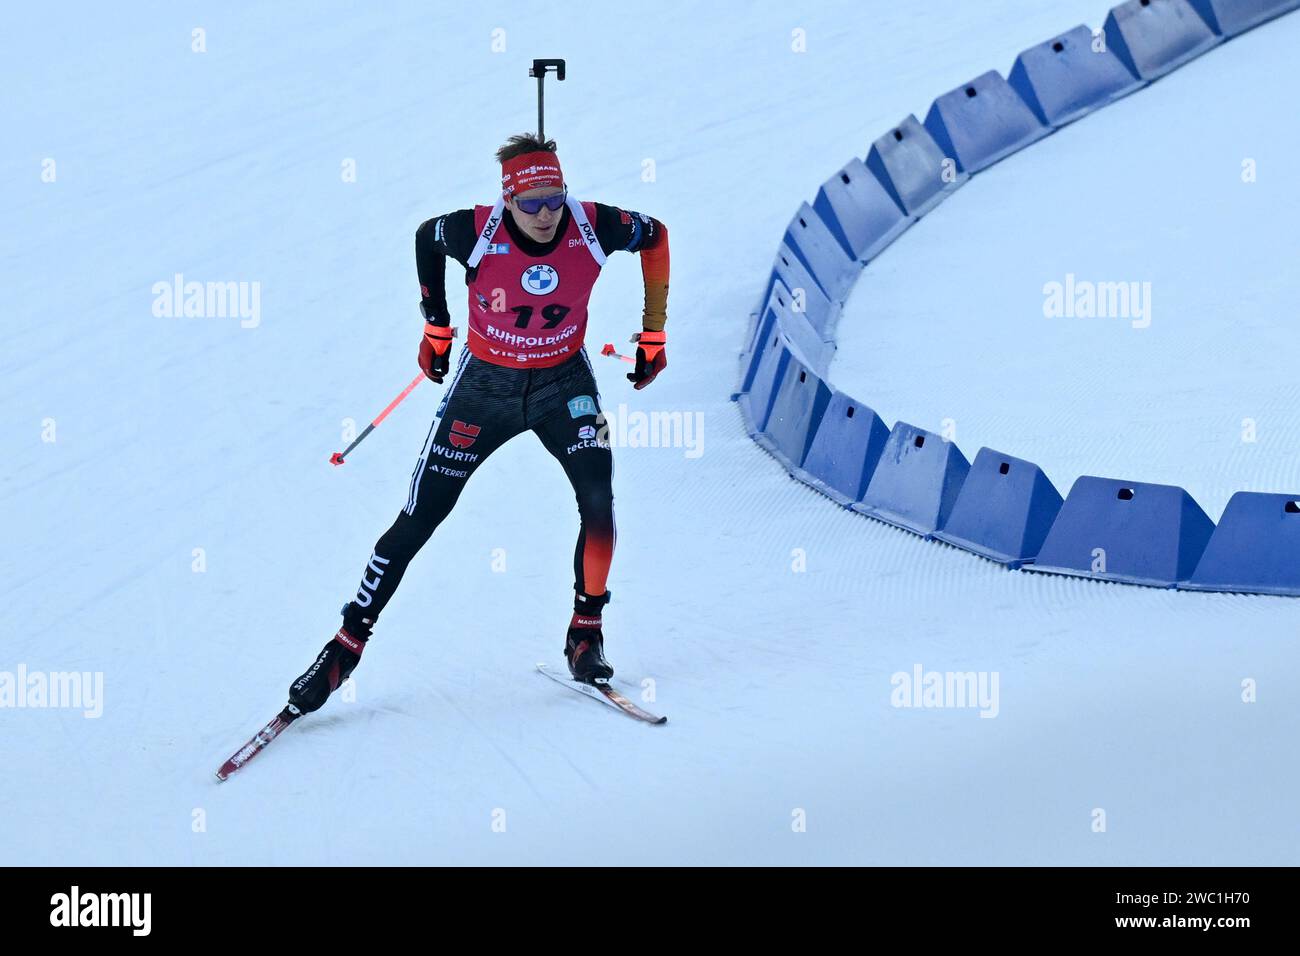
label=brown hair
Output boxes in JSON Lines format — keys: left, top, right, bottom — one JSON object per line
{"left": 495, "top": 133, "right": 557, "bottom": 164}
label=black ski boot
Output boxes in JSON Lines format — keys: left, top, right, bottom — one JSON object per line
{"left": 288, "top": 603, "right": 372, "bottom": 714}
{"left": 565, "top": 590, "right": 613, "bottom": 683}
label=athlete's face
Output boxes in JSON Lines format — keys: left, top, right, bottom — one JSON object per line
{"left": 508, "top": 186, "right": 565, "bottom": 243}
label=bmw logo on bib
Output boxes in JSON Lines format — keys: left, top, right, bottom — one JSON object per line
{"left": 521, "top": 263, "right": 559, "bottom": 296}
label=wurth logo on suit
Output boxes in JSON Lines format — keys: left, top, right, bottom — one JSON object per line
{"left": 426, "top": 439, "right": 480, "bottom": 463}
{"left": 448, "top": 420, "right": 480, "bottom": 449}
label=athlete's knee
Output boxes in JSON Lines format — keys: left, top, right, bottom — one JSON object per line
{"left": 573, "top": 483, "right": 614, "bottom": 522}
{"left": 377, "top": 508, "right": 438, "bottom": 558}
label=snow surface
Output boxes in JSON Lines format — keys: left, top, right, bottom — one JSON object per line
{"left": 2, "top": 0, "right": 1297, "bottom": 865}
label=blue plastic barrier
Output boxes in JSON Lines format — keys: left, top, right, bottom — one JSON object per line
{"left": 923, "top": 71, "right": 1049, "bottom": 174}
{"left": 737, "top": 331, "right": 791, "bottom": 434}
{"left": 736, "top": 288, "right": 834, "bottom": 399}
{"left": 812, "top": 158, "right": 911, "bottom": 262}
{"left": 783, "top": 202, "right": 862, "bottom": 304}
{"left": 736, "top": 298, "right": 783, "bottom": 399}
{"left": 1187, "top": 0, "right": 1299, "bottom": 36}
{"left": 1030, "top": 477, "right": 1216, "bottom": 587}
{"left": 762, "top": 244, "right": 839, "bottom": 343}
{"left": 865, "top": 115, "right": 968, "bottom": 218}
{"left": 757, "top": 358, "right": 834, "bottom": 470}
{"left": 933, "top": 449, "right": 1065, "bottom": 568}
{"left": 768, "top": 273, "right": 835, "bottom": 345}
{"left": 854, "top": 423, "right": 971, "bottom": 536}
{"left": 1104, "top": 0, "right": 1221, "bottom": 81}
{"left": 735, "top": 5, "right": 1298, "bottom": 596}
{"left": 735, "top": 304, "right": 771, "bottom": 400}
{"left": 1181, "top": 492, "right": 1300, "bottom": 595}
{"left": 1008, "top": 25, "right": 1145, "bottom": 128}
{"left": 767, "top": 286, "right": 835, "bottom": 375}
{"left": 797, "top": 392, "right": 891, "bottom": 507}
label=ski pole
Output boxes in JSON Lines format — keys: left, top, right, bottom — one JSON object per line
{"left": 330, "top": 372, "right": 425, "bottom": 466}
{"left": 529, "top": 58, "right": 566, "bottom": 139}
{"left": 601, "top": 342, "right": 635, "bottom": 364}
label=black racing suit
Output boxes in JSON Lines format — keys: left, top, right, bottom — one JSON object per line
{"left": 344, "top": 202, "right": 666, "bottom": 631}
{"left": 355, "top": 345, "right": 614, "bottom": 621}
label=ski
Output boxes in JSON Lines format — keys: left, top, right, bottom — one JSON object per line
{"left": 536, "top": 663, "right": 667, "bottom": 724}
{"left": 215, "top": 706, "right": 301, "bottom": 781}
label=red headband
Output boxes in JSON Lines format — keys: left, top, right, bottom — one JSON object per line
{"left": 501, "top": 151, "right": 564, "bottom": 195}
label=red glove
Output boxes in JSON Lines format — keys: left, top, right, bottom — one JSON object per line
{"left": 418, "top": 323, "right": 456, "bottom": 382}
{"left": 627, "top": 329, "right": 666, "bottom": 389}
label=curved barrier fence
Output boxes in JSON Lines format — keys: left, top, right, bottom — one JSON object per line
{"left": 732, "top": 0, "right": 1300, "bottom": 595}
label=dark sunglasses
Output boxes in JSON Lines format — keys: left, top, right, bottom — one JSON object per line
{"left": 513, "top": 188, "right": 567, "bottom": 215}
